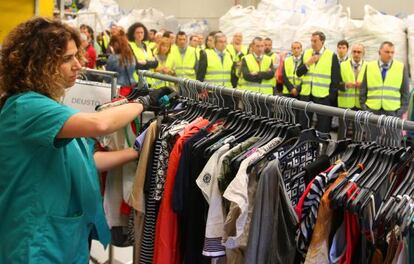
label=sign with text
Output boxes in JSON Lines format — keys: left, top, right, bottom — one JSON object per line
{"left": 62, "top": 80, "right": 112, "bottom": 112}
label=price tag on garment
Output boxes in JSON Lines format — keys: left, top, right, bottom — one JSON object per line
{"left": 62, "top": 80, "right": 112, "bottom": 112}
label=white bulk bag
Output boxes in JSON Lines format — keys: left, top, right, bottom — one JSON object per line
{"left": 406, "top": 14, "right": 414, "bottom": 79}
{"left": 344, "top": 5, "right": 407, "bottom": 66}
{"left": 294, "top": 5, "right": 345, "bottom": 52}
{"left": 179, "top": 20, "right": 209, "bottom": 36}
{"left": 219, "top": 5, "right": 262, "bottom": 45}
{"left": 117, "top": 8, "right": 166, "bottom": 32}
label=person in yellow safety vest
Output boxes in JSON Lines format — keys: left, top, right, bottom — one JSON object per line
{"left": 282, "top": 41, "right": 303, "bottom": 98}
{"left": 337, "top": 43, "right": 367, "bottom": 139}
{"left": 336, "top": 39, "right": 349, "bottom": 63}
{"left": 226, "top": 32, "right": 248, "bottom": 62}
{"left": 127, "top": 22, "right": 158, "bottom": 86}
{"left": 150, "top": 31, "right": 164, "bottom": 54}
{"left": 147, "top": 29, "right": 158, "bottom": 51}
{"left": 239, "top": 37, "right": 276, "bottom": 95}
{"left": 197, "top": 32, "right": 237, "bottom": 107}
{"left": 264, "top": 37, "right": 279, "bottom": 92}
{"left": 189, "top": 35, "right": 201, "bottom": 60}
{"left": 169, "top": 31, "right": 198, "bottom": 80}
{"left": 153, "top": 37, "right": 175, "bottom": 89}
{"left": 226, "top": 32, "right": 248, "bottom": 80}
{"left": 197, "top": 34, "right": 205, "bottom": 50}
{"left": 205, "top": 31, "right": 218, "bottom": 50}
{"left": 264, "top": 37, "right": 278, "bottom": 66}
{"left": 97, "top": 30, "right": 110, "bottom": 54}
{"left": 360, "top": 41, "right": 410, "bottom": 139}
{"left": 296, "top": 31, "right": 341, "bottom": 133}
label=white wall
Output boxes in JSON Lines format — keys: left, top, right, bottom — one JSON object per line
{"left": 116, "top": 0, "right": 238, "bottom": 30}
{"left": 339, "top": 0, "right": 414, "bottom": 18}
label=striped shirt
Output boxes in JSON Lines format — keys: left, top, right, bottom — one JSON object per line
{"left": 296, "top": 162, "right": 345, "bottom": 257}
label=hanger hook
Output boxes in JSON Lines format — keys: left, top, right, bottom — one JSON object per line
{"left": 263, "top": 95, "right": 270, "bottom": 118}
{"left": 275, "top": 96, "right": 281, "bottom": 120}
{"left": 401, "top": 118, "right": 406, "bottom": 147}
{"left": 394, "top": 117, "right": 399, "bottom": 147}
{"left": 243, "top": 90, "right": 250, "bottom": 113}
{"left": 376, "top": 114, "right": 384, "bottom": 144}
{"left": 366, "top": 111, "right": 373, "bottom": 141}
{"left": 249, "top": 91, "right": 254, "bottom": 115}
{"left": 219, "top": 86, "right": 224, "bottom": 107}
{"left": 255, "top": 92, "right": 261, "bottom": 117}
{"left": 214, "top": 85, "right": 220, "bottom": 107}
{"left": 242, "top": 90, "right": 248, "bottom": 113}
{"left": 251, "top": 92, "right": 257, "bottom": 116}
{"left": 284, "top": 97, "right": 289, "bottom": 123}
{"left": 287, "top": 98, "right": 292, "bottom": 123}
{"left": 361, "top": 111, "right": 368, "bottom": 142}
{"left": 292, "top": 98, "right": 297, "bottom": 124}
{"left": 342, "top": 108, "right": 350, "bottom": 139}
{"left": 354, "top": 110, "right": 362, "bottom": 141}
{"left": 304, "top": 101, "right": 313, "bottom": 128}
{"left": 230, "top": 88, "right": 237, "bottom": 110}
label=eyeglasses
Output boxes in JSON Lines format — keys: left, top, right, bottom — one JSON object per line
{"left": 352, "top": 50, "right": 363, "bottom": 54}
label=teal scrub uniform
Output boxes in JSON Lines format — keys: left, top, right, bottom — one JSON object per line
{"left": 0, "top": 92, "right": 110, "bottom": 263}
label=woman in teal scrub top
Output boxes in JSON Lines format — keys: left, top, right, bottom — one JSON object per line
{"left": 0, "top": 17, "right": 169, "bottom": 263}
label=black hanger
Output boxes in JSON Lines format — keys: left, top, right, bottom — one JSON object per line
{"left": 357, "top": 148, "right": 413, "bottom": 216}
{"left": 326, "top": 139, "right": 352, "bottom": 160}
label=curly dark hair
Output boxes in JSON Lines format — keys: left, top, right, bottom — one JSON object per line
{"left": 127, "top": 22, "right": 149, "bottom": 42}
{"left": 0, "top": 17, "right": 82, "bottom": 106}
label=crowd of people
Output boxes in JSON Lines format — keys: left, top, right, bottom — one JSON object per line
{"left": 78, "top": 22, "right": 410, "bottom": 135}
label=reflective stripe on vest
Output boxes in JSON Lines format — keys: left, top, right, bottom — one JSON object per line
{"left": 152, "top": 58, "right": 175, "bottom": 89}
{"left": 268, "top": 52, "right": 277, "bottom": 87}
{"left": 129, "top": 42, "right": 155, "bottom": 84}
{"left": 338, "top": 59, "right": 366, "bottom": 108}
{"left": 301, "top": 48, "right": 333, "bottom": 98}
{"left": 238, "top": 54, "right": 274, "bottom": 95}
{"left": 226, "top": 44, "right": 248, "bottom": 62}
{"left": 366, "top": 60, "right": 403, "bottom": 111}
{"left": 283, "top": 56, "right": 302, "bottom": 95}
{"left": 169, "top": 46, "right": 197, "bottom": 80}
{"left": 204, "top": 49, "right": 233, "bottom": 88}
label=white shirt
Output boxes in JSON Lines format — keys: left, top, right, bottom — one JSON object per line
{"left": 223, "top": 137, "right": 283, "bottom": 249}
{"left": 313, "top": 46, "right": 326, "bottom": 55}
{"left": 196, "top": 144, "right": 231, "bottom": 257}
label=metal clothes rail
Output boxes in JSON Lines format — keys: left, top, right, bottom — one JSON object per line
{"left": 81, "top": 68, "right": 118, "bottom": 98}
{"left": 138, "top": 70, "right": 414, "bottom": 132}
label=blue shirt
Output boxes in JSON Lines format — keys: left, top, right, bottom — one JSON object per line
{"left": 106, "top": 54, "right": 137, "bottom": 87}
{"left": 0, "top": 92, "right": 110, "bottom": 263}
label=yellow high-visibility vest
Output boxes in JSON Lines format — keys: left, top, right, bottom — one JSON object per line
{"left": 366, "top": 60, "right": 404, "bottom": 111}
{"left": 129, "top": 42, "right": 155, "bottom": 86}
{"left": 301, "top": 48, "right": 334, "bottom": 98}
{"left": 338, "top": 59, "right": 367, "bottom": 109}
{"left": 169, "top": 45, "right": 197, "bottom": 80}
{"left": 282, "top": 56, "right": 302, "bottom": 95}
{"left": 226, "top": 44, "right": 248, "bottom": 62}
{"left": 239, "top": 54, "right": 274, "bottom": 95}
{"left": 204, "top": 49, "right": 233, "bottom": 88}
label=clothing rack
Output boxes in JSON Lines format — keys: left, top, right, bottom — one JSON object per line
{"left": 138, "top": 70, "right": 414, "bottom": 132}
{"left": 81, "top": 67, "right": 118, "bottom": 99}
